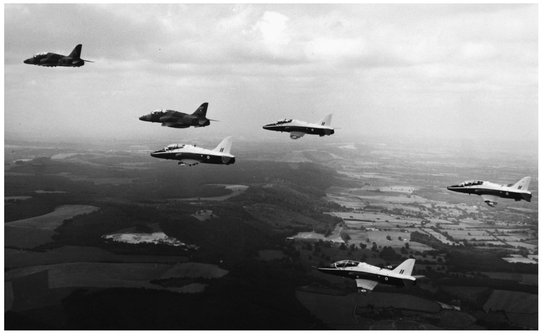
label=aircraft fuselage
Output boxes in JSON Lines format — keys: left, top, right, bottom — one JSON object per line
{"left": 24, "top": 53, "right": 85, "bottom": 67}
{"left": 318, "top": 261, "right": 417, "bottom": 291}
{"left": 151, "top": 144, "right": 234, "bottom": 166}
{"left": 262, "top": 118, "right": 334, "bottom": 139}
{"left": 447, "top": 181, "right": 531, "bottom": 202}
{"left": 139, "top": 111, "right": 210, "bottom": 128}
{"left": 263, "top": 124, "right": 334, "bottom": 136}
{"left": 318, "top": 266, "right": 415, "bottom": 288}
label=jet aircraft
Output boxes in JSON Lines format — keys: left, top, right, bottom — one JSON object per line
{"left": 139, "top": 102, "right": 217, "bottom": 128}
{"left": 262, "top": 114, "right": 334, "bottom": 139}
{"left": 318, "top": 258, "right": 422, "bottom": 293}
{"left": 23, "top": 44, "right": 92, "bottom": 67}
{"left": 150, "top": 136, "right": 234, "bottom": 167}
{"left": 447, "top": 176, "right": 531, "bottom": 207}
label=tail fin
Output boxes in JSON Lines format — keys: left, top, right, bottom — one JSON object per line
{"left": 318, "top": 114, "right": 333, "bottom": 127}
{"left": 213, "top": 136, "right": 232, "bottom": 155}
{"left": 192, "top": 102, "right": 209, "bottom": 118}
{"left": 69, "top": 44, "right": 82, "bottom": 59}
{"left": 511, "top": 176, "right": 531, "bottom": 191}
{"left": 393, "top": 259, "right": 415, "bottom": 276}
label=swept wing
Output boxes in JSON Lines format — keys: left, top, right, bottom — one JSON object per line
{"left": 481, "top": 195, "right": 499, "bottom": 207}
{"left": 290, "top": 132, "right": 305, "bottom": 139}
{"left": 355, "top": 279, "right": 378, "bottom": 292}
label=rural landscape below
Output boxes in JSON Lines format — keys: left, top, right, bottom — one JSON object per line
{"left": 4, "top": 136, "right": 538, "bottom": 329}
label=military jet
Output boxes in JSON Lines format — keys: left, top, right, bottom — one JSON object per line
{"left": 262, "top": 114, "right": 334, "bottom": 139}
{"left": 150, "top": 136, "right": 234, "bottom": 167}
{"left": 23, "top": 44, "right": 92, "bottom": 67}
{"left": 139, "top": 102, "right": 217, "bottom": 128}
{"left": 447, "top": 177, "right": 531, "bottom": 207}
{"left": 317, "top": 258, "right": 423, "bottom": 293}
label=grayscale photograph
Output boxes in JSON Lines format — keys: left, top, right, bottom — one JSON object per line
{"left": 4, "top": 3, "right": 538, "bottom": 330}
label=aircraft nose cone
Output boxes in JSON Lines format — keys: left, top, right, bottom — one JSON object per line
{"left": 316, "top": 267, "right": 334, "bottom": 275}
{"left": 139, "top": 114, "right": 150, "bottom": 121}
{"left": 262, "top": 124, "right": 271, "bottom": 130}
{"left": 447, "top": 186, "right": 453, "bottom": 191}
{"left": 23, "top": 58, "right": 32, "bottom": 64}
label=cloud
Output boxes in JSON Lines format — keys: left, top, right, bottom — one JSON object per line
{"left": 4, "top": 4, "right": 538, "bottom": 142}
{"left": 254, "top": 11, "right": 290, "bottom": 54}
{"left": 305, "top": 37, "right": 366, "bottom": 62}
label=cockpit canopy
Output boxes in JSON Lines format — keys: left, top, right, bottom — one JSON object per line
{"left": 330, "top": 260, "right": 359, "bottom": 268}
{"left": 152, "top": 109, "right": 166, "bottom": 114}
{"left": 164, "top": 144, "right": 184, "bottom": 151}
{"left": 34, "top": 52, "right": 48, "bottom": 57}
{"left": 275, "top": 118, "right": 292, "bottom": 124}
{"left": 457, "top": 180, "right": 483, "bottom": 187}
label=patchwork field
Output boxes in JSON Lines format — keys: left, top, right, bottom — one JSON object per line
{"left": 5, "top": 205, "right": 99, "bottom": 248}
{"left": 52, "top": 172, "right": 135, "bottom": 185}
{"left": 296, "top": 290, "right": 444, "bottom": 329}
{"left": 171, "top": 184, "right": 249, "bottom": 201}
{"left": 482, "top": 272, "right": 538, "bottom": 286}
{"left": 483, "top": 290, "right": 538, "bottom": 315}
{"left": 288, "top": 224, "right": 344, "bottom": 244}
{"left": 4, "top": 138, "right": 537, "bottom": 330}
{"left": 257, "top": 249, "right": 286, "bottom": 261}
{"left": 5, "top": 246, "right": 195, "bottom": 270}
{"left": 5, "top": 205, "right": 99, "bottom": 230}
{"left": 6, "top": 261, "right": 228, "bottom": 311}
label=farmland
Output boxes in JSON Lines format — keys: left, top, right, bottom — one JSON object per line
{"left": 5, "top": 205, "right": 99, "bottom": 248}
{"left": 286, "top": 138, "right": 537, "bottom": 329}
{"left": 4, "top": 137, "right": 537, "bottom": 329}
{"left": 6, "top": 262, "right": 229, "bottom": 312}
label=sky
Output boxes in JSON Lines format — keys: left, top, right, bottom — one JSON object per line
{"left": 4, "top": 3, "right": 539, "bottom": 145}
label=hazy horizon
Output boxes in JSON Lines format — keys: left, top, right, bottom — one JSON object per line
{"left": 4, "top": 4, "right": 539, "bottom": 145}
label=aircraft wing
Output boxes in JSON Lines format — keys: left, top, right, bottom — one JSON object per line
{"left": 161, "top": 122, "right": 190, "bottom": 128}
{"left": 355, "top": 279, "right": 378, "bottom": 292}
{"left": 177, "top": 158, "right": 200, "bottom": 167}
{"left": 481, "top": 195, "right": 499, "bottom": 207}
{"left": 290, "top": 132, "right": 305, "bottom": 139}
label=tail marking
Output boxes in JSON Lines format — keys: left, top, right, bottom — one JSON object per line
{"left": 213, "top": 136, "right": 232, "bottom": 155}
{"left": 192, "top": 102, "right": 209, "bottom": 118}
{"left": 511, "top": 176, "right": 531, "bottom": 191}
{"left": 319, "top": 114, "right": 333, "bottom": 127}
{"left": 392, "top": 259, "right": 415, "bottom": 276}
{"left": 69, "top": 44, "right": 82, "bottom": 59}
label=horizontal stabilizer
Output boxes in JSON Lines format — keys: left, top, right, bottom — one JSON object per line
{"left": 520, "top": 193, "right": 532, "bottom": 202}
